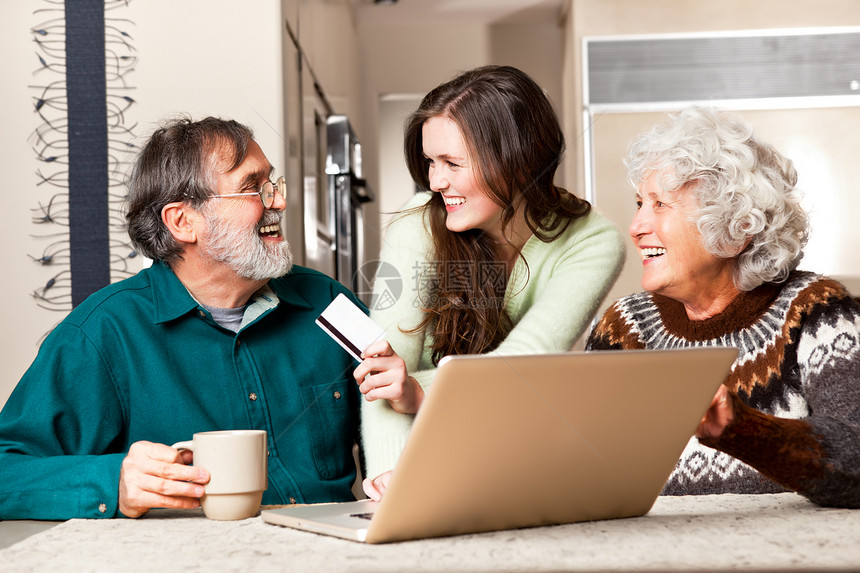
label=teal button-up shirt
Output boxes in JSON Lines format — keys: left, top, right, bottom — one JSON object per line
{"left": 0, "top": 262, "right": 363, "bottom": 520}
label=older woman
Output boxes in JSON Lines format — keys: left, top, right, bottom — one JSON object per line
{"left": 586, "top": 107, "right": 860, "bottom": 508}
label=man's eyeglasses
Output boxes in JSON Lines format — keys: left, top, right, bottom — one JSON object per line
{"left": 209, "top": 176, "right": 287, "bottom": 209}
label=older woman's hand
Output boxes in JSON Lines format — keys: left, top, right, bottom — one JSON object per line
{"left": 353, "top": 340, "right": 425, "bottom": 414}
{"left": 696, "top": 384, "right": 735, "bottom": 440}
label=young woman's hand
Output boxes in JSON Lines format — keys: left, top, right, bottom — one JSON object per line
{"left": 362, "top": 470, "right": 394, "bottom": 501}
{"left": 353, "top": 340, "right": 425, "bottom": 414}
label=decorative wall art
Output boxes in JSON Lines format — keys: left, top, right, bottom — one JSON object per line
{"left": 30, "top": 0, "right": 138, "bottom": 313}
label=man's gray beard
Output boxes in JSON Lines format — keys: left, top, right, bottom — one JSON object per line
{"left": 201, "top": 209, "right": 293, "bottom": 280}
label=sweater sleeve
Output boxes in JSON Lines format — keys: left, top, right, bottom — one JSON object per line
{"left": 0, "top": 324, "right": 127, "bottom": 519}
{"left": 361, "top": 194, "right": 435, "bottom": 478}
{"left": 702, "top": 295, "right": 860, "bottom": 508}
{"left": 494, "top": 209, "right": 625, "bottom": 356}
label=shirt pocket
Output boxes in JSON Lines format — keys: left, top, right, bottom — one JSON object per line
{"left": 300, "top": 378, "right": 356, "bottom": 481}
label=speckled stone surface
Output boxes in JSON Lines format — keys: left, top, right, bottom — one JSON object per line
{"left": 1, "top": 493, "right": 859, "bottom": 572}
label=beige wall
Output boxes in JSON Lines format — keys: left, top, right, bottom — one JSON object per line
{"left": 1, "top": 1, "right": 53, "bottom": 406}
{"left": 489, "top": 19, "right": 564, "bottom": 123}
{"left": 378, "top": 96, "right": 423, "bottom": 231}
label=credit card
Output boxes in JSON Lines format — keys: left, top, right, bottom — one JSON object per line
{"left": 315, "top": 293, "right": 385, "bottom": 361}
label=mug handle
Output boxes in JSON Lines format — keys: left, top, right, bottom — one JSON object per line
{"left": 171, "top": 440, "right": 194, "bottom": 451}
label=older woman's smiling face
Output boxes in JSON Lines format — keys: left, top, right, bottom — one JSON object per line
{"left": 629, "top": 171, "right": 740, "bottom": 320}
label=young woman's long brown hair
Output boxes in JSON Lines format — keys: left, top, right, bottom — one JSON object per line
{"left": 403, "top": 65, "right": 591, "bottom": 364}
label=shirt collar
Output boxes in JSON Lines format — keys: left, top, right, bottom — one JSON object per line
{"left": 149, "top": 262, "right": 201, "bottom": 324}
{"left": 265, "top": 270, "right": 315, "bottom": 311}
{"left": 149, "top": 261, "right": 314, "bottom": 325}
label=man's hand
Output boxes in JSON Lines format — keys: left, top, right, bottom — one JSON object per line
{"left": 118, "top": 441, "right": 210, "bottom": 518}
{"left": 353, "top": 340, "right": 424, "bottom": 414}
{"left": 362, "top": 470, "right": 394, "bottom": 502}
{"left": 696, "top": 384, "right": 735, "bottom": 441}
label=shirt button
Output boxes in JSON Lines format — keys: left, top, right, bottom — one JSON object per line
{"left": 333, "top": 391, "right": 342, "bottom": 400}
{"left": 289, "top": 497, "right": 297, "bottom": 504}
{"left": 249, "top": 392, "right": 258, "bottom": 401}
{"left": 198, "top": 310, "right": 206, "bottom": 318}
{"left": 236, "top": 339, "right": 242, "bottom": 347}
{"left": 98, "top": 503, "right": 107, "bottom": 514}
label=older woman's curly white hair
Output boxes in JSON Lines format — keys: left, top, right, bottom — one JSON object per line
{"left": 625, "top": 107, "right": 809, "bottom": 291}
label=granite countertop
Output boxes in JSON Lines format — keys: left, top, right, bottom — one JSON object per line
{"left": 1, "top": 493, "right": 859, "bottom": 572}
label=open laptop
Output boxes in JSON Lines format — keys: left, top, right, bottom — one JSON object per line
{"left": 262, "top": 347, "right": 738, "bottom": 543}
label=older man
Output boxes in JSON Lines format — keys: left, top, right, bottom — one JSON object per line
{"left": 0, "top": 117, "right": 363, "bottom": 519}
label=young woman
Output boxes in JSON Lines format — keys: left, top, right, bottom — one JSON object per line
{"left": 356, "top": 66, "right": 625, "bottom": 495}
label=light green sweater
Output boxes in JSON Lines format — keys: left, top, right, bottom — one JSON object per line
{"left": 361, "top": 192, "right": 625, "bottom": 478}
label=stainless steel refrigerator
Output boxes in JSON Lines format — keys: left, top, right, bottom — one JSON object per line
{"left": 326, "top": 115, "right": 374, "bottom": 302}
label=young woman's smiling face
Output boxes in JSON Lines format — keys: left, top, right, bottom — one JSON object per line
{"left": 422, "top": 115, "right": 505, "bottom": 240}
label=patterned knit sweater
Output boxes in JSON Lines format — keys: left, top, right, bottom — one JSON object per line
{"left": 585, "top": 271, "right": 860, "bottom": 508}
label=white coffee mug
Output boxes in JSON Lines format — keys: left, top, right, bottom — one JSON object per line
{"left": 172, "top": 429, "right": 268, "bottom": 520}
